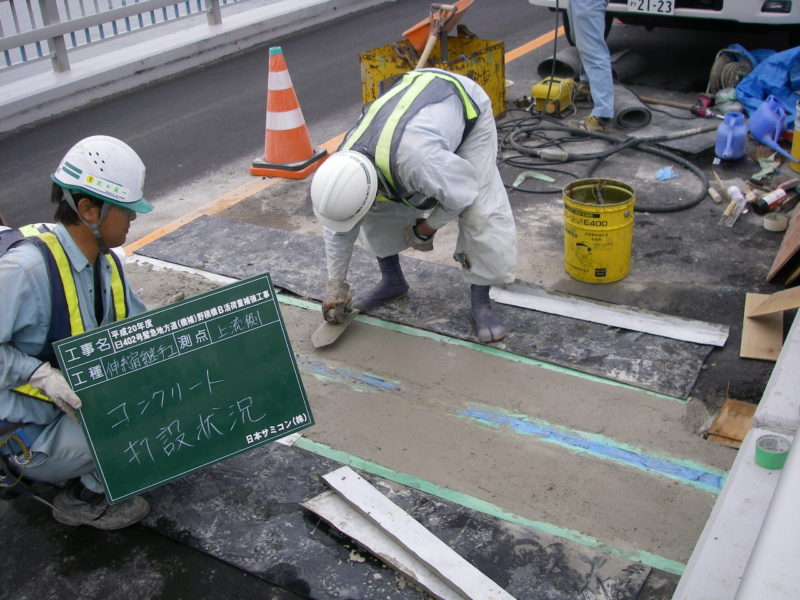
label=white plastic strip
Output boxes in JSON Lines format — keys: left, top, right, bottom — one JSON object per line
{"left": 267, "top": 68, "right": 293, "bottom": 90}
{"left": 323, "top": 467, "right": 514, "bottom": 600}
{"left": 302, "top": 490, "right": 465, "bottom": 600}
{"left": 491, "top": 285, "right": 729, "bottom": 347}
{"left": 265, "top": 107, "right": 305, "bottom": 131}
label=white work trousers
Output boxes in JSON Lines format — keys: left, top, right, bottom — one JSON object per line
{"left": 358, "top": 114, "right": 517, "bottom": 286}
{"left": 568, "top": 0, "right": 614, "bottom": 119}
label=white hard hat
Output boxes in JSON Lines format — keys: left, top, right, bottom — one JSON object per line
{"left": 51, "top": 135, "right": 152, "bottom": 214}
{"left": 310, "top": 150, "right": 377, "bottom": 232}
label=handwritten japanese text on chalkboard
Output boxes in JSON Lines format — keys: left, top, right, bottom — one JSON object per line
{"left": 54, "top": 274, "right": 313, "bottom": 503}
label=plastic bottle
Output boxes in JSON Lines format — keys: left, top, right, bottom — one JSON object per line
{"left": 752, "top": 189, "right": 788, "bottom": 215}
{"left": 792, "top": 100, "right": 800, "bottom": 174}
{"left": 750, "top": 95, "right": 798, "bottom": 164}
{"left": 719, "top": 186, "right": 748, "bottom": 227}
{"left": 715, "top": 112, "right": 747, "bottom": 161}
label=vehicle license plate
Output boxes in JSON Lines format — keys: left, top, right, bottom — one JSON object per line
{"left": 627, "top": 0, "right": 675, "bottom": 15}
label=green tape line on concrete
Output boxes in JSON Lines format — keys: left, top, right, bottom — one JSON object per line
{"left": 294, "top": 436, "right": 686, "bottom": 576}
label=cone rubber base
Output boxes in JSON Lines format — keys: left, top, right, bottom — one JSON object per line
{"left": 250, "top": 147, "right": 328, "bottom": 179}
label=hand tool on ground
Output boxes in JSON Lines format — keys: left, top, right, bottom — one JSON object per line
{"left": 640, "top": 95, "right": 722, "bottom": 119}
{"left": 311, "top": 309, "right": 361, "bottom": 349}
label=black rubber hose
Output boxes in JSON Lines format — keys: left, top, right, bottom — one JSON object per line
{"left": 500, "top": 115, "right": 710, "bottom": 213}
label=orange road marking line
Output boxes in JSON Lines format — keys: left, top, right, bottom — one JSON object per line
{"left": 505, "top": 27, "right": 564, "bottom": 63}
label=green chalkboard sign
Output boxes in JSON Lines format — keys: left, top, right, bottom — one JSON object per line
{"left": 53, "top": 273, "right": 313, "bottom": 503}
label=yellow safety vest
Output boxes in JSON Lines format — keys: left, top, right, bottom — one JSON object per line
{"left": 341, "top": 69, "right": 480, "bottom": 206}
{"left": 8, "top": 225, "right": 128, "bottom": 403}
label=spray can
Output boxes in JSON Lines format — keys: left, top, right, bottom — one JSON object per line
{"left": 792, "top": 100, "right": 800, "bottom": 174}
{"left": 752, "top": 188, "right": 788, "bottom": 215}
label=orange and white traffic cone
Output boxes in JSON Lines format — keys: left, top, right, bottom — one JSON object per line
{"left": 250, "top": 46, "right": 327, "bottom": 179}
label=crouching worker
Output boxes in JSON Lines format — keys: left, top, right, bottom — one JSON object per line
{"left": 310, "top": 68, "right": 517, "bottom": 343}
{"left": 0, "top": 135, "right": 153, "bottom": 529}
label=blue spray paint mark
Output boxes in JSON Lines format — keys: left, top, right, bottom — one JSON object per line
{"left": 458, "top": 405, "right": 726, "bottom": 493}
{"left": 295, "top": 355, "right": 403, "bottom": 394}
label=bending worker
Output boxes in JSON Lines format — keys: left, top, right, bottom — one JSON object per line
{"left": 0, "top": 135, "right": 152, "bottom": 529}
{"left": 311, "top": 68, "right": 517, "bottom": 343}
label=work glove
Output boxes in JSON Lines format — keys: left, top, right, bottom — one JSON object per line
{"left": 28, "top": 362, "right": 82, "bottom": 421}
{"left": 404, "top": 219, "right": 435, "bottom": 252}
{"left": 322, "top": 279, "right": 353, "bottom": 324}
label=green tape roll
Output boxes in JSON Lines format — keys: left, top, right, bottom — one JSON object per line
{"left": 755, "top": 434, "right": 791, "bottom": 470}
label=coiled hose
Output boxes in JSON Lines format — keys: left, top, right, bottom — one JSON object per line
{"left": 499, "top": 113, "right": 716, "bottom": 213}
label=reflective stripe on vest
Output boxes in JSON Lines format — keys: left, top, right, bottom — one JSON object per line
{"left": 341, "top": 70, "right": 480, "bottom": 204}
{"left": 8, "top": 227, "right": 129, "bottom": 403}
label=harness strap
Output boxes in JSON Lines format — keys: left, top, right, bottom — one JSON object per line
{"left": 342, "top": 70, "right": 480, "bottom": 206}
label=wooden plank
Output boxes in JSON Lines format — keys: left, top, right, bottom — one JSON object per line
{"left": 767, "top": 211, "right": 800, "bottom": 282}
{"left": 740, "top": 293, "right": 783, "bottom": 360}
{"left": 706, "top": 433, "right": 745, "bottom": 449}
{"left": 745, "top": 286, "right": 800, "bottom": 317}
{"left": 490, "top": 285, "right": 729, "bottom": 346}
{"left": 785, "top": 262, "right": 800, "bottom": 286}
{"left": 322, "top": 467, "right": 514, "bottom": 600}
{"left": 706, "top": 398, "right": 757, "bottom": 449}
{"left": 302, "top": 490, "right": 467, "bottom": 600}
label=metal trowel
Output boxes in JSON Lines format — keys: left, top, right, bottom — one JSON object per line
{"left": 311, "top": 309, "right": 361, "bottom": 349}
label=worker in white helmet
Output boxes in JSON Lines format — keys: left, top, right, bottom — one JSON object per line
{"left": 0, "top": 135, "right": 152, "bottom": 529}
{"left": 311, "top": 69, "right": 517, "bottom": 343}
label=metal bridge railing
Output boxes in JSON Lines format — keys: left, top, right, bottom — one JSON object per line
{"left": 0, "top": 0, "right": 247, "bottom": 72}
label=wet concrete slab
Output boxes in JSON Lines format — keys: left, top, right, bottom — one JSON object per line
{"left": 136, "top": 215, "right": 713, "bottom": 398}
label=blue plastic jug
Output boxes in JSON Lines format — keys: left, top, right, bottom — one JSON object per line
{"left": 749, "top": 95, "right": 798, "bottom": 163}
{"left": 715, "top": 112, "right": 747, "bottom": 161}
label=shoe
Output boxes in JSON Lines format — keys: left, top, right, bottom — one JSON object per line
{"left": 52, "top": 479, "right": 150, "bottom": 530}
{"left": 571, "top": 115, "right": 611, "bottom": 132}
{"left": 574, "top": 80, "right": 591, "bottom": 102}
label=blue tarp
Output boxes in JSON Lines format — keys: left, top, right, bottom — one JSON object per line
{"left": 733, "top": 44, "right": 800, "bottom": 128}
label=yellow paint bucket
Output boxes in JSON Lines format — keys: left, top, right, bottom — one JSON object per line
{"left": 563, "top": 178, "right": 635, "bottom": 283}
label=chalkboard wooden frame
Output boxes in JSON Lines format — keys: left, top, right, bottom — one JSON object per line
{"left": 54, "top": 272, "right": 314, "bottom": 503}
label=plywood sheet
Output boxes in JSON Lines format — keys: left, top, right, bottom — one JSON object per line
{"left": 740, "top": 293, "right": 783, "bottom": 360}
{"left": 767, "top": 212, "right": 800, "bottom": 282}
{"left": 746, "top": 286, "right": 800, "bottom": 317}
{"left": 706, "top": 398, "right": 756, "bottom": 449}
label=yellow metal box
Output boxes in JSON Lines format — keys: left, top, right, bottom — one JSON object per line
{"left": 359, "top": 37, "right": 506, "bottom": 118}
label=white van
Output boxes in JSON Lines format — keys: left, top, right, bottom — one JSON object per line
{"left": 529, "top": 0, "right": 800, "bottom": 46}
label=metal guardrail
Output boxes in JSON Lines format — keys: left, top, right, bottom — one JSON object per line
{"left": 0, "top": 0, "right": 244, "bottom": 71}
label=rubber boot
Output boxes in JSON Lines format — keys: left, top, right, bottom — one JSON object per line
{"left": 470, "top": 284, "right": 506, "bottom": 343}
{"left": 352, "top": 255, "right": 409, "bottom": 311}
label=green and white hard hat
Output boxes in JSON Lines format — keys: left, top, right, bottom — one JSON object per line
{"left": 51, "top": 135, "right": 153, "bottom": 214}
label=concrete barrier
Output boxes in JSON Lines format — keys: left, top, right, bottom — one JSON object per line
{"left": 673, "top": 315, "right": 800, "bottom": 599}
{"left": 0, "top": 0, "right": 393, "bottom": 133}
